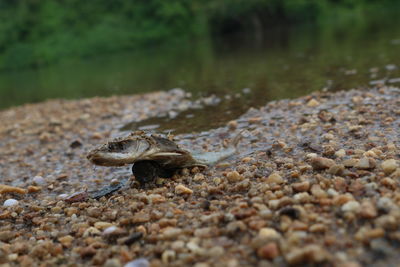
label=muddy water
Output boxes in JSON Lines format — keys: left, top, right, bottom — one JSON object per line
{"left": 0, "top": 8, "right": 400, "bottom": 134}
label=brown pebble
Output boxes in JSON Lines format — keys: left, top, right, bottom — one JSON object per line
{"left": 266, "top": 172, "right": 284, "bottom": 184}
{"left": 79, "top": 246, "right": 97, "bottom": 258}
{"left": 381, "top": 159, "right": 398, "bottom": 175}
{"left": 359, "top": 200, "right": 377, "bottom": 219}
{"left": 285, "top": 244, "right": 330, "bottom": 265}
{"left": 310, "top": 157, "right": 335, "bottom": 170}
{"left": 175, "top": 184, "right": 193, "bottom": 195}
{"left": 306, "top": 99, "right": 320, "bottom": 107}
{"left": 226, "top": 171, "right": 244, "bottom": 183}
{"left": 27, "top": 185, "right": 41, "bottom": 193}
{"left": 227, "top": 120, "right": 238, "bottom": 129}
{"left": 131, "top": 211, "right": 150, "bottom": 224}
{"left": 0, "top": 184, "right": 27, "bottom": 194}
{"left": 257, "top": 242, "right": 280, "bottom": 260}
{"left": 58, "top": 235, "right": 74, "bottom": 248}
{"left": 292, "top": 181, "right": 310, "bottom": 192}
{"left": 0, "top": 230, "right": 14, "bottom": 242}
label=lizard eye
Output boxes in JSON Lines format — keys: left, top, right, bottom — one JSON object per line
{"left": 108, "top": 142, "right": 122, "bottom": 151}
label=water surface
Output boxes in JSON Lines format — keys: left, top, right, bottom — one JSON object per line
{"left": 1, "top": 8, "right": 399, "bottom": 133}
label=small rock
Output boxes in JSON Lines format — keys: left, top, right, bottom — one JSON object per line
{"left": 257, "top": 242, "right": 280, "bottom": 260}
{"left": 3, "top": 199, "right": 19, "bottom": 207}
{"left": 335, "top": 149, "right": 346, "bottom": 157}
{"left": 0, "top": 230, "right": 14, "bottom": 242}
{"left": 0, "top": 184, "right": 27, "bottom": 194}
{"left": 175, "top": 184, "right": 193, "bottom": 195}
{"left": 359, "top": 201, "right": 377, "bottom": 218}
{"left": 341, "top": 201, "right": 361, "bottom": 213}
{"left": 161, "top": 250, "right": 176, "bottom": 264}
{"left": 162, "top": 228, "right": 182, "bottom": 240}
{"left": 32, "top": 175, "right": 46, "bottom": 185}
{"left": 266, "top": 172, "right": 284, "bottom": 184}
{"left": 377, "top": 197, "right": 396, "bottom": 212}
{"left": 131, "top": 212, "right": 150, "bottom": 224}
{"left": 104, "top": 258, "right": 122, "bottom": 267}
{"left": 58, "top": 235, "right": 74, "bottom": 247}
{"left": 124, "top": 258, "right": 149, "bottom": 267}
{"left": 292, "top": 181, "right": 310, "bottom": 192}
{"left": 258, "top": 228, "right": 281, "bottom": 240}
{"left": 285, "top": 245, "right": 330, "bottom": 265}
{"left": 306, "top": 99, "right": 320, "bottom": 107}
{"left": 355, "top": 157, "right": 376, "bottom": 169}
{"left": 208, "top": 246, "right": 225, "bottom": 257}
{"left": 83, "top": 227, "right": 101, "bottom": 237}
{"left": 102, "top": 226, "right": 119, "bottom": 235}
{"left": 70, "top": 140, "right": 83, "bottom": 148}
{"left": 311, "top": 184, "right": 327, "bottom": 198}
{"left": 310, "top": 157, "right": 335, "bottom": 170}
{"left": 381, "top": 159, "right": 398, "bottom": 175}
{"left": 227, "top": 120, "right": 238, "bottom": 130}
{"left": 27, "top": 186, "right": 41, "bottom": 193}
{"left": 94, "top": 222, "right": 114, "bottom": 230}
{"left": 226, "top": 171, "right": 244, "bottom": 183}
{"left": 328, "top": 164, "right": 344, "bottom": 175}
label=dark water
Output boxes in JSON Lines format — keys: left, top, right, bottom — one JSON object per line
{"left": 1, "top": 8, "right": 400, "bottom": 133}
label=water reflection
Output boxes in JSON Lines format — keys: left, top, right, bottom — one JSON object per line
{"left": 0, "top": 8, "right": 399, "bottom": 119}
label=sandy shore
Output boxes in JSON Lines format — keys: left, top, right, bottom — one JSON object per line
{"left": 0, "top": 86, "right": 399, "bottom": 266}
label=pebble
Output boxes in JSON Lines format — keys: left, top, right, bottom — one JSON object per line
{"left": 377, "top": 197, "right": 396, "bottom": 212}
{"left": 286, "top": 245, "right": 330, "bottom": 265}
{"left": 359, "top": 201, "right": 377, "bottom": 219}
{"left": 306, "top": 99, "right": 320, "bottom": 107}
{"left": 226, "top": 171, "right": 244, "bottom": 183}
{"left": 0, "top": 230, "right": 14, "bottom": 242}
{"left": 104, "top": 259, "right": 122, "bottom": 267}
{"left": 266, "top": 172, "right": 284, "bottom": 184}
{"left": 32, "top": 175, "right": 46, "bottom": 185}
{"left": 175, "top": 184, "right": 193, "bottom": 195}
{"left": 381, "top": 159, "right": 398, "bottom": 175}
{"left": 124, "top": 259, "right": 149, "bottom": 267}
{"left": 292, "top": 181, "right": 310, "bottom": 192}
{"left": 161, "top": 250, "right": 176, "bottom": 264}
{"left": 58, "top": 235, "right": 74, "bottom": 247}
{"left": 227, "top": 120, "right": 238, "bottom": 129}
{"left": 257, "top": 242, "right": 280, "bottom": 260}
{"left": 162, "top": 228, "right": 182, "bottom": 240}
{"left": 3, "top": 199, "right": 19, "bottom": 207}
{"left": 258, "top": 228, "right": 281, "bottom": 240}
{"left": 341, "top": 201, "right": 361, "bottom": 213}
{"left": 355, "top": 157, "right": 376, "bottom": 169}
{"left": 0, "top": 184, "right": 27, "bottom": 194}
{"left": 310, "top": 157, "right": 335, "bottom": 170}
{"left": 94, "top": 221, "right": 114, "bottom": 230}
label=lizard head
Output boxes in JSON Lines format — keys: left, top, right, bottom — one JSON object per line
{"left": 87, "top": 131, "right": 187, "bottom": 167}
{"left": 87, "top": 132, "right": 152, "bottom": 166}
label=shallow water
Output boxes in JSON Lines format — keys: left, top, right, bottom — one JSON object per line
{"left": 1, "top": 8, "right": 400, "bottom": 134}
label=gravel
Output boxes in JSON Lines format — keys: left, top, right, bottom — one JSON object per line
{"left": 0, "top": 86, "right": 400, "bottom": 266}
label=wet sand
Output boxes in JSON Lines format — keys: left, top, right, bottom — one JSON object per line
{"left": 0, "top": 86, "right": 399, "bottom": 266}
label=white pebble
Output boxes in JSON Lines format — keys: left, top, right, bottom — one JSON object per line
{"left": 341, "top": 201, "right": 360, "bottom": 213}
{"left": 103, "top": 226, "right": 118, "bottom": 235}
{"left": 33, "top": 175, "right": 46, "bottom": 185}
{"left": 57, "top": 194, "right": 69, "bottom": 200}
{"left": 124, "top": 258, "right": 149, "bottom": 267}
{"left": 4, "top": 199, "right": 19, "bottom": 207}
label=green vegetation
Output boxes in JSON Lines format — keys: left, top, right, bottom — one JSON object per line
{"left": 0, "top": 0, "right": 396, "bottom": 70}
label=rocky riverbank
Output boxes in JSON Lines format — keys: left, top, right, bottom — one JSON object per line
{"left": 0, "top": 86, "right": 399, "bottom": 266}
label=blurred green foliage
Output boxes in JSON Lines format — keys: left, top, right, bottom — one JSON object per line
{"left": 0, "top": 0, "right": 395, "bottom": 70}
